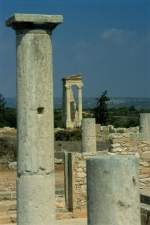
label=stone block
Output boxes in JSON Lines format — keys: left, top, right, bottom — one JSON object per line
{"left": 141, "top": 151, "right": 150, "bottom": 161}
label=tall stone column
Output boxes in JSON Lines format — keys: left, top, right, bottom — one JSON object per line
{"left": 66, "top": 85, "right": 71, "bottom": 128}
{"left": 82, "top": 118, "right": 96, "bottom": 153}
{"left": 87, "top": 154, "right": 141, "bottom": 225}
{"left": 78, "top": 85, "right": 83, "bottom": 127}
{"left": 62, "top": 81, "right": 66, "bottom": 127}
{"left": 140, "top": 113, "right": 150, "bottom": 142}
{"left": 6, "top": 14, "right": 63, "bottom": 225}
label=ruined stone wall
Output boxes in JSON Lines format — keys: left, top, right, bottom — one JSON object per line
{"left": 65, "top": 152, "right": 96, "bottom": 215}
{"left": 96, "top": 124, "right": 140, "bottom": 151}
{"left": 96, "top": 124, "right": 150, "bottom": 192}
{"left": 109, "top": 132, "right": 150, "bottom": 192}
{"left": 65, "top": 131, "right": 150, "bottom": 215}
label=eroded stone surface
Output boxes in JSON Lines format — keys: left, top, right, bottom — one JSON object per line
{"left": 6, "top": 13, "right": 63, "bottom": 225}
{"left": 87, "top": 155, "right": 141, "bottom": 225}
{"left": 140, "top": 113, "right": 150, "bottom": 142}
{"left": 17, "top": 174, "right": 55, "bottom": 225}
{"left": 82, "top": 118, "right": 96, "bottom": 153}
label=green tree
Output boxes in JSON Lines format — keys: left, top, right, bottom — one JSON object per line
{"left": 0, "top": 94, "right": 6, "bottom": 127}
{"left": 5, "top": 108, "right": 17, "bottom": 128}
{"left": 0, "top": 94, "right": 17, "bottom": 128}
{"left": 94, "top": 90, "right": 110, "bottom": 125}
{"left": 0, "top": 93, "right": 6, "bottom": 114}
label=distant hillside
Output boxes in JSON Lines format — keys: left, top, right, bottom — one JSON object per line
{"left": 83, "top": 97, "right": 150, "bottom": 109}
{"left": 5, "top": 97, "right": 150, "bottom": 109}
{"left": 6, "top": 97, "right": 16, "bottom": 108}
{"left": 109, "top": 97, "right": 150, "bottom": 109}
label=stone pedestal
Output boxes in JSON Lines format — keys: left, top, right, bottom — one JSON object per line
{"left": 87, "top": 154, "right": 141, "bottom": 225}
{"left": 82, "top": 118, "right": 96, "bottom": 153}
{"left": 140, "top": 113, "right": 150, "bottom": 142}
{"left": 6, "top": 13, "right": 63, "bottom": 225}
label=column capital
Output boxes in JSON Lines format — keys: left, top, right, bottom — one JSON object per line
{"left": 6, "top": 13, "right": 63, "bottom": 31}
{"left": 65, "top": 84, "right": 71, "bottom": 89}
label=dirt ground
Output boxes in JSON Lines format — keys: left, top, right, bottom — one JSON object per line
{"left": 0, "top": 218, "right": 87, "bottom": 225}
{"left": 0, "top": 163, "right": 85, "bottom": 225}
{"left": 0, "top": 164, "right": 64, "bottom": 193}
{"left": 57, "top": 218, "right": 87, "bottom": 225}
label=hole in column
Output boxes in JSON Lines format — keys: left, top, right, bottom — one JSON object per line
{"left": 37, "top": 107, "right": 44, "bottom": 114}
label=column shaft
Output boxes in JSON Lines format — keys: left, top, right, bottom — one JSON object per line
{"left": 66, "top": 86, "right": 71, "bottom": 128}
{"left": 87, "top": 155, "right": 141, "bottom": 225}
{"left": 140, "top": 113, "right": 150, "bottom": 142}
{"left": 6, "top": 13, "right": 63, "bottom": 225}
{"left": 78, "top": 87, "right": 82, "bottom": 126}
{"left": 82, "top": 118, "right": 96, "bottom": 153}
{"left": 16, "top": 29, "right": 55, "bottom": 225}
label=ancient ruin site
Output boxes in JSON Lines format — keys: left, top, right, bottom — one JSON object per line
{"left": 0, "top": 1, "right": 150, "bottom": 225}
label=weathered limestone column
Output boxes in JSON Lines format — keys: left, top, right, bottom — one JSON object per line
{"left": 66, "top": 85, "right": 71, "bottom": 128}
{"left": 78, "top": 85, "right": 83, "bottom": 127}
{"left": 82, "top": 118, "right": 96, "bottom": 153}
{"left": 140, "top": 113, "right": 150, "bottom": 142}
{"left": 87, "top": 154, "right": 141, "bottom": 225}
{"left": 62, "top": 81, "right": 66, "bottom": 127}
{"left": 6, "top": 14, "right": 63, "bottom": 225}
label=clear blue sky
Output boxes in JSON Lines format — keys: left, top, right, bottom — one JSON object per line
{"left": 0, "top": 0, "right": 150, "bottom": 98}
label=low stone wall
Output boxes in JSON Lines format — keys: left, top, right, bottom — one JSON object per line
{"left": 64, "top": 152, "right": 96, "bottom": 215}
{"left": 65, "top": 151, "right": 150, "bottom": 221}
{"left": 96, "top": 124, "right": 139, "bottom": 136}
{"left": 96, "top": 125, "right": 140, "bottom": 151}
{"left": 109, "top": 133, "right": 150, "bottom": 192}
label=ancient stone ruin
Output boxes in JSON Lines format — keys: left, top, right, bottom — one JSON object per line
{"left": 64, "top": 116, "right": 150, "bottom": 224}
{"left": 62, "top": 75, "right": 83, "bottom": 129}
{"left": 0, "top": 12, "right": 149, "bottom": 225}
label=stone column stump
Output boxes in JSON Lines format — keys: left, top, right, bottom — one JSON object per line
{"left": 82, "top": 118, "right": 96, "bottom": 153}
{"left": 87, "top": 154, "right": 141, "bottom": 225}
{"left": 140, "top": 113, "right": 150, "bottom": 142}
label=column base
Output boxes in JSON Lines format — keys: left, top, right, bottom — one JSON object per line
{"left": 66, "top": 120, "right": 74, "bottom": 129}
